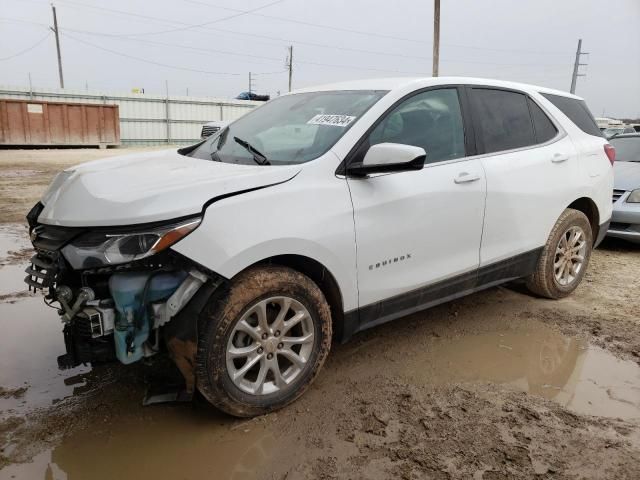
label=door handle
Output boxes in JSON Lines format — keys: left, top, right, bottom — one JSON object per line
{"left": 454, "top": 172, "right": 481, "bottom": 184}
{"left": 551, "top": 153, "right": 570, "bottom": 163}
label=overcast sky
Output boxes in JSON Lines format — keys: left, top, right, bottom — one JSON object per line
{"left": 1, "top": 0, "right": 639, "bottom": 117}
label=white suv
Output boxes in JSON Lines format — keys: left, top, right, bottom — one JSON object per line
{"left": 25, "top": 77, "right": 614, "bottom": 417}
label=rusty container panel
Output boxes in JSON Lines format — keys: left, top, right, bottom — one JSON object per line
{"left": 0, "top": 99, "right": 120, "bottom": 147}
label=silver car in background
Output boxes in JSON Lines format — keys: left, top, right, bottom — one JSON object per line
{"left": 608, "top": 134, "right": 640, "bottom": 243}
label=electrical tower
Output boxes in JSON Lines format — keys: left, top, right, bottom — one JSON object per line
{"left": 570, "top": 39, "right": 588, "bottom": 94}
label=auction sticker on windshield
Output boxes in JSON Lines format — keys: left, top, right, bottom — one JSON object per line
{"left": 307, "top": 114, "right": 356, "bottom": 127}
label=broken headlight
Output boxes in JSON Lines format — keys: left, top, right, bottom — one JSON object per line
{"left": 61, "top": 218, "right": 201, "bottom": 269}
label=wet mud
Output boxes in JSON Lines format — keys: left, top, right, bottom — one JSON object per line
{"left": 1, "top": 150, "right": 640, "bottom": 479}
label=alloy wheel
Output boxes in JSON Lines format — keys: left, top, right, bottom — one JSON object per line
{"left": 553, "top": 226, "right": 587, "bottom": 286}
{"left": 226, "top": 296, "right": 315, "bottom": 395}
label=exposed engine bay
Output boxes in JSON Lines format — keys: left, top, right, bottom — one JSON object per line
{"left": 24, "top": 203, "right": 224, "bottom": 399}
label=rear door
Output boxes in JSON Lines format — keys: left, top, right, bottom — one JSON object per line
{"left": 346, "top": 87, "right": 486, "bottom": 327}
{"left": 468, "top": 87, "right": 579, "bottom": 272}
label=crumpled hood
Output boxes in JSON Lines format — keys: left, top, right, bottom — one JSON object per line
{"left": 38, "top": 148, "right": 301, "bottom": 227}
{"left": 613, "top": 161, "right": 640, "bottom": 191}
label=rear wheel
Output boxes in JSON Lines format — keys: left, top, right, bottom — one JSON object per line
{"left": 526, "top": 208, "right": 593, "bottom": 299}
{"left": 196, "top": 266, "right": 332, "bottom": 417}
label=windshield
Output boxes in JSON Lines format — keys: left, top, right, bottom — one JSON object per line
{"left": 610, "top": 137, "right": 640, "bottom": 161}
{"left": 189, "top": 90, "right": 387, "bottom": 165}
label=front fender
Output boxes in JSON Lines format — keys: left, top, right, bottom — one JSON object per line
{"left": 171, "top": 168, "right": 358, "bottom": 311}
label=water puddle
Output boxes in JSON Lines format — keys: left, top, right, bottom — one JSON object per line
{"left": 0, "top": 297, "right": 91, "bottom": 417}
{"left": 0, "top": 264, "right": 30, "bottom": 297}
{"left": 0, "top": 224, "right": 29, "bottom": 256}
{"left": 0, "top": 224, "right": 32, "bottom": 299}
{"left": 399, "top": 325, "right": 640, "bottom": 419}
{"left": 0, "top": 408, "right": 275, "bottom": 480}
{"left": 0, "top": 293, "right": 276, "bottom": 480}
{"left": 0, "top": 219, "right": 638, "bottom": 479}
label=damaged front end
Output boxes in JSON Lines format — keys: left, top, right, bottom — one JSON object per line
{"left": 24, "top": 203, "right": 224, "bottom": 398}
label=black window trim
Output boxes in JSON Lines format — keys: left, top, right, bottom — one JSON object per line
{"left": 336, "top": 84, "right": 478, "bottom": 177}
{"left": 526, "top": 96, "right": 559, "bottom": 145}
{"left": 336, "top": 84, "right": 568, "bottom": 176}
{"left": 465, "top": 85, "right": 565, "bottom": 157}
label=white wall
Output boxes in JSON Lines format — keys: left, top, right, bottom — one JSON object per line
{"left": 0, "top": 85, "right": 259, "bottom": 146}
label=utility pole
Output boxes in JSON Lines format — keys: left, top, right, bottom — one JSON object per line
{"left": 287, "top": 45, "right": 293, "bottom": 92}
{"left": 570, "top": 39, "right": 588, "bottom": 94}
{"left": 248, "top": 72, "right": 253, "bottom": 94}
{"left": 432, "top": 0, "right": 440, "bottom": 77}
{"left": 50, "top": 4, "right": 64, "bottom": 89}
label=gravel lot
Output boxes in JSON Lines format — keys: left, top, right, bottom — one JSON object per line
{"left": 0, "top": 148, "right": 639, "bottom": 479}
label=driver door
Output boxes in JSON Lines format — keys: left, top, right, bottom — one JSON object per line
{"left": 346, "top": 87, "right": 486, "bottom": 328}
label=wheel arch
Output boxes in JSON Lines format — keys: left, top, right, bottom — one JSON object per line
{"left": 567, "top": 197, "right": 600, "bottom": 244}
{"left": 246, "top": 254, "right": 346, "bottom": 343}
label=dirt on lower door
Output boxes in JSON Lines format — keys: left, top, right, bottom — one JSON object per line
{"left": 0, "top": 150, "right": 639, "bottom": 479}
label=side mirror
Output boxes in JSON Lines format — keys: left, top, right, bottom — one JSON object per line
{"left": 346, "top": 143, "right": 426, "bottom": 177}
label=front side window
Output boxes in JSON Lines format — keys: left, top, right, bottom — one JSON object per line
{"left": 188, "top": 90, "right": 387, "bottom": 165}
{"left": 470, "top": 88, "right": 535, "bottom": 154}
{"left": 368, "top": 88, "right": 466, "bottom": 164}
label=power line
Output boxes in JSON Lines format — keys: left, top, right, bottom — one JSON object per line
{"left": 0, "top": 15, "right": 573, "bottom": 74}
{"left": 68, "top": 27, "right": 572, "bottom": 70}
{"left": 64, "top": 29, "right": 426, "bottom": 75}
{"left": 60, "top": 31, "right": 287, "bottom": 76}
{"left": 63, "top": 29, "right": 285, "bottom": 63}
{"left": 113, "top": 0, "right": 286, "bottom": 37}
{"left": 181, "top": 0, "right": 573, "bottom": 56}
{"left": 0, "top": 31, "right": 51, "bottom": 61}
{"left": 0, "top": 2, "right": 574, "bottom": 68}
{"left": 22, "top": 0, "right": 572, "bottom": 57}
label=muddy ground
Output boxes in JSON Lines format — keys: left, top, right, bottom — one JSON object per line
{"left": 0, "top": 148, "right": 639, "bottom": 480}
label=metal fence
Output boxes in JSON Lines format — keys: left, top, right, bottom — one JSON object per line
{"left": 0, "top": 86, "right": 260, "bottom": 146}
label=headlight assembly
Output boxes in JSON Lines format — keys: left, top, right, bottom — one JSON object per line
{"left": 61, "top": 218, "right": 201, "bottom": 269}
{"left": 626, "top": 189, "right": 640, "bottom": 203}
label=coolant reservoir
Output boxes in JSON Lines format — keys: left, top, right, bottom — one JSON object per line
{"left": 109, "top": 271, "right": 187, "bottom": 364}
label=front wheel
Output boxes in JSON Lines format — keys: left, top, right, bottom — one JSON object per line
{"left": 526, "top": 208, "right": 593, "bottom": 299}
{"left": 196, "top": 266, "right": 332, "bottom": 417}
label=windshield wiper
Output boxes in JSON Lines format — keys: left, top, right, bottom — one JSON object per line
{"left": 233, "top": 136, "right": 271, "bottom": 165}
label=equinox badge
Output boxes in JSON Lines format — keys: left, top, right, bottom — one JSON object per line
{"left": 369, "top": 254, "right": 412, "bottom": 271}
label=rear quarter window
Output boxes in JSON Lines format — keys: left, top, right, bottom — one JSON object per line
{"left": 541, "top": 93, "right": 602, "bottom": 138}
{"left": 528, "top": 99, "right": 558, "bottom": 143}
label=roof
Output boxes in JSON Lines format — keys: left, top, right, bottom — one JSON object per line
{"left": 293, "top": 76, "right": 582, "bottom": 100}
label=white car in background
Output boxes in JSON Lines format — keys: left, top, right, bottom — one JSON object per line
{"left": 25, "top": 77, "right": 613, "bottom": 417}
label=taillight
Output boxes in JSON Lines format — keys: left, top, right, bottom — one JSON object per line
{"left": 604, "top": 144, "right": 616, "bottom": 165}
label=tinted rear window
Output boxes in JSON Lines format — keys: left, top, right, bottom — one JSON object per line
{"left": 528, "top": 99, "right": 558, "bottom": 143}
{"left": 470, "top": 88, "right": 535, "bottom": 153}
{"left": 541, "top": 93, "right": 602, "bottom": 137}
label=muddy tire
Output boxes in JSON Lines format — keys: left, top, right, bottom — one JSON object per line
{"left": 526, "top": 208, "right": 593, "bottom": 299}
{"left": 196, "top": 266, "right": 332, "bottom": 417}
